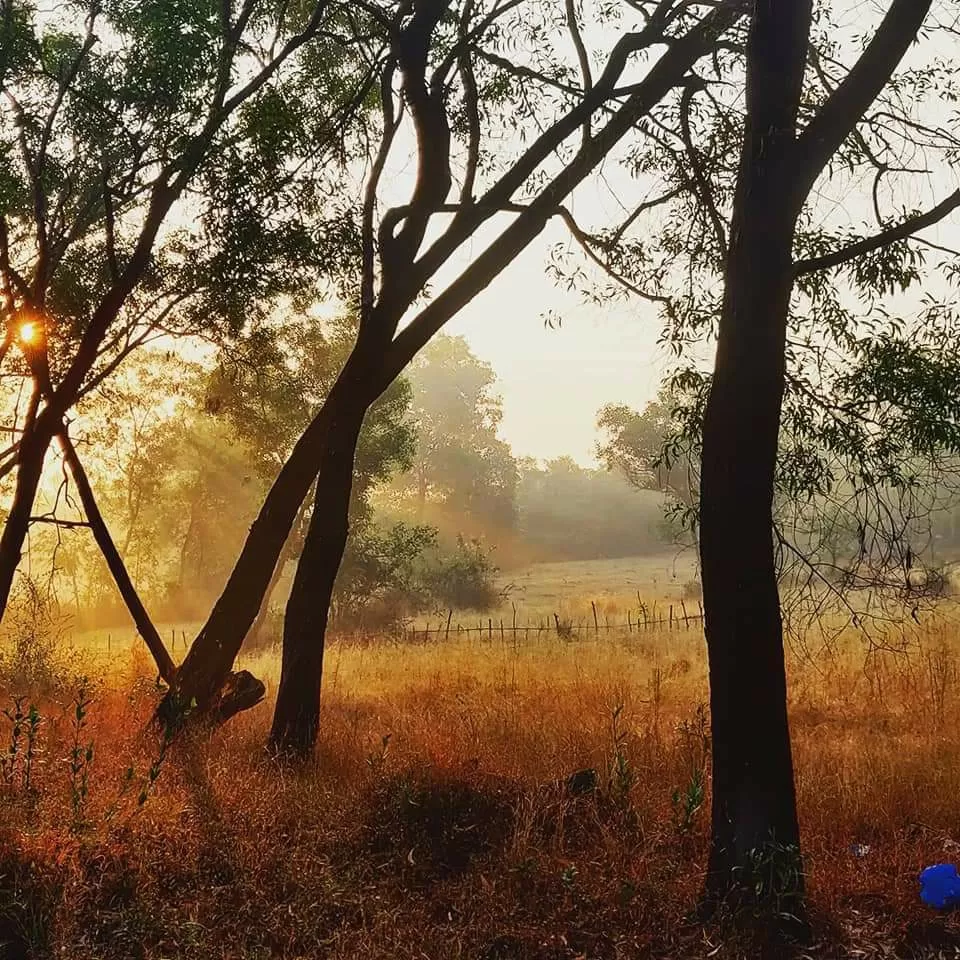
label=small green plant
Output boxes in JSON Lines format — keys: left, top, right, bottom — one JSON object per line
{"left": 735, "top": 838, "right": 804, "bottom": 919}
{"left": 2, "top": 697, "right": 43, "bottom": 796}
{"left": 22, "top": 703, "right": 41, "bottom": 794}
{"left": 607, "top": 703, "right": 635, "bottom": 803}
{"left": 671, "top": 703, "right": 710, "bottom": 835}
{"left": 2, "top": 695, "right": 26, "bottom": 787}
{"left": 670, "top": 767, "right": 705, "bottom": 835}
{"left": 560, "top": 864, "right": 578, "bottom": 890}
{"left": 137, "top": 715, "right": 177, "bottom": 808}
{"left": 66, "top": 678, "right": 95, "bottom": 828}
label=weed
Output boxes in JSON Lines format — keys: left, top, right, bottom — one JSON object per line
{"left": 736, "top": 838, "right": 804, "bottom": 920}
{"left": 670, "top": 767, "right": 705, "bottom": 835}
{"left": 607, "top": 703, "right": 634, "bottom": 804}
{"left": 366, "top": 732, "right": 392, "bottom": 777}
{"left": 66, "top": 678, "right": 95, "bottom": 829}
{"left": 671, "top": 703, "right": 710, "bottom": 836}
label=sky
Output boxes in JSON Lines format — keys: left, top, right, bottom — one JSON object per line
{"left": 443, "top": 221, "right": 669, "bottom": 466}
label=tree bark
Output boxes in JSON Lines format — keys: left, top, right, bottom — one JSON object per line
{"left": 698, "top": 0, "right": 811, "bottom": 923}
{"left": 0, "top": 405, "right": 53, "bottom": 616}
{"left": 268, "top": 402, "right": 365, "bottom": 755}
{"left": 699, "top": 0, "right": 935, "bottom": 925}
{"left": 57, "top": 428, "right": 176, "bottom": 683}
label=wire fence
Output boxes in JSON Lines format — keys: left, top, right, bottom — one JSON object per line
{"left": 397, "top": 598, "right": 705, "bottom": 643}
{"left": 67, "top": 597, "right": 706, "bottom": 658}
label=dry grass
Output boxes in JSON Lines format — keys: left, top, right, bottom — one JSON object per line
{"left": 2, "top": 613, "right": 960, "bottom": 959}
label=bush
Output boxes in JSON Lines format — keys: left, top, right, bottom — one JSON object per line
{"left": 420, "top": 535, "right": 501, "bottom": 612}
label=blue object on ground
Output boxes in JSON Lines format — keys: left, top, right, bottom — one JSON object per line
{"left": 919, "top": 863, "right": 960, "bottom": 909}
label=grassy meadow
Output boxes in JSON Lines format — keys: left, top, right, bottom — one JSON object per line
{"left": 2, "top": 558, "right": 960, "bottom": 958}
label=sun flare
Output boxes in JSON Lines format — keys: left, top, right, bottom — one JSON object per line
{"left": 19, "top": 320, "right": 38, "bottom": 344}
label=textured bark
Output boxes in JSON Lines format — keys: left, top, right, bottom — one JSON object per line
{"left": 699, "top": 0, "right": 934, "bottom": 927}
{"left": 0, "top": 408, "right": 53, "bottom": 616}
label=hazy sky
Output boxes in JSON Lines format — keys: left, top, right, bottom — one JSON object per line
{"left": 443, "top": 220, "right": 669, "bottom": 466}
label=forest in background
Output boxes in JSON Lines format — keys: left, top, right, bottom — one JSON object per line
{"left": 21, "top": 331, "right": 676, "bottom": 634}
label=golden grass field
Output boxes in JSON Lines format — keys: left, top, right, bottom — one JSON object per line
{"left": 2, "top": 571, "right": 960, "bottom": 958}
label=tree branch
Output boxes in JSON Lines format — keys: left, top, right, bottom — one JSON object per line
{"left": 793, "top": 189, "right": 960, "bottom": 277}
{"left": 793, "top": 0, "right": 933, "bottom": 191}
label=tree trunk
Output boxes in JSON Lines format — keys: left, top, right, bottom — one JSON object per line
{"left": 698, "top": 0, "right": 811, "bottom": 925}
{"left": 57, "top": 428, "right": 176, "bottom": 683}
{"left": 268, "top": 403, "right": 366, "bottom": 755}
{"left": 160, "top": 366, "right": 365, "bottom": 725}
{"left": 0, "top": 410, "right": 54, "bottom": 618}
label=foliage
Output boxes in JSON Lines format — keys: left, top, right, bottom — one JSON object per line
{"left": 0, "top": 577, "right": 69, "bottom": 692}
{"left": 419, "top": 535, "right": 502, "bottom": 613}
{"left": 397, "top": 336, "right": 519, "bottom": 534}
{"left": 597, "top": 387, "right": 697, "bottom": 508}
{"left": 547, "top": 3, "right": 960, "bottom": 629}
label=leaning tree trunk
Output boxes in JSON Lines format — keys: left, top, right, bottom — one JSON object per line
{"left": 57, "top": 428, "right": 176, "bottom": 683}
{"left": 268, "top": 405, "right": 365, "bottom": 756}
{"left": 0, "top": 408, "right": 55, "bottom": 618}
{"left": 698, "top": 0, "right": 811, "bottom": 925}
{"left": 159, "top": 365, "right": 365, "bottom": 727}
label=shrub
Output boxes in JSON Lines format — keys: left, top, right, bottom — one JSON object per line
{"left": 420, "top": 535, "right": 501, "bottom": 612}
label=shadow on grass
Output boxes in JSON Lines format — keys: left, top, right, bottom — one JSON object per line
{"left": 360, "top": 768, "right": 519, "bottom": 883}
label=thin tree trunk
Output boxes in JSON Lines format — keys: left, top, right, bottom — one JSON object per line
{"left": 57, "top": 428, "right": 176, "bottom": 683}
{"left": 0, "top": 400, "right": 53, "bottom": 618}
{"left": 268, "top": 405, "right": 365, "bottom": 755}
{"left": 247, "top": 550, "right": 287, "bottom": 646}
{"left": 698, "top": 0, "right": 811, "bottom": 923}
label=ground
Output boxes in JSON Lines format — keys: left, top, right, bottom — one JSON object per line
{"left": 2, "top": 557, "right": 960, "bottom": 959}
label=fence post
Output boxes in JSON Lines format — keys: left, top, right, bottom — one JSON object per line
{"left": 591, "top": 600, "right": 599, "bottom": 635}
{"left": 445, "top": 609, "right": 452, "bottom": 640}
{"left": 627, "top": 610, "right": 632, "bottom": 633}
{"left": 669, "top": 605, "right": 673, "bottom": 628}
{"left": 680, "top": 600, "right": 689, "bottom": 627}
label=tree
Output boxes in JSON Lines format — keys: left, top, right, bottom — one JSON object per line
{"left": 164, "top": 0, "right": 748, "bottom": 753}
{"left": 697, "top": 0, "right": 940, "bottom": 925}
{"left": 517, "top": 456, "right": 668, "bottom": 560}
{"left": 597, "top": 387, "right": 699, "bottom": 535}
{"left": 203, "top": 312, "right": 416, "bottom": 638}
{"left": 0, "top": 0, "right": 366, "bottom": 663}
{"left": 400, "top": 334, "right": 517, "bottom": 533}
{"left": 538, "top": 0, "right": 960, "bottom": 923}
